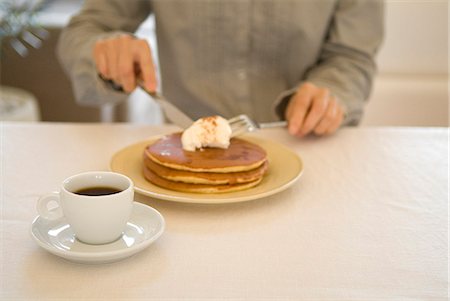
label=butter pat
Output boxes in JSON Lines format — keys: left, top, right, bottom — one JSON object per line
{"left": 181, "top": 116, "right": 232, "bottom": 151}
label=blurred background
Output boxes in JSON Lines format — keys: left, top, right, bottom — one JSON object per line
{"left": 0, "top": 0, "right": 448, "bottom": 126}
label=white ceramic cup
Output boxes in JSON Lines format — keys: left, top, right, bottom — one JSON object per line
{"left": 37, "top": 171, "right": 134, "bottom": 245}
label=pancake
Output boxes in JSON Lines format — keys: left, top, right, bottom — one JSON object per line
{"left": 142, "top": 132, "right": 269, "bottom": 193}
{"left": 143, "top": 155, "right": 269, "bottom": 185}
{"left": 143, "top": 166, "right": 263, "bottom": 193}
{"left": 144, "top": 133, "right": 267, "bottom": 173}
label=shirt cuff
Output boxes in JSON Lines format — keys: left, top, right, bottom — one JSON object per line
{"left": 272, "top": 86, "right": 299, "bottom": 121}
{"left": 272, "top": 81, "right": 355, "bottom": 126}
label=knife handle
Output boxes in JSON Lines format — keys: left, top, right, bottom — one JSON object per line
{"left": 98, "top": 73, "right": 160, "bottom": 98}
{"left": 136, "top": 78, "right": 160, "bottom": 98}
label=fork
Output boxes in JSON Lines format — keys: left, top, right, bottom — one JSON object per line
{"left": 228, "top": 114, "right": 287, "bottom": 137}
{"left": 100, "top": 75, "right": 287, "bottom": 135}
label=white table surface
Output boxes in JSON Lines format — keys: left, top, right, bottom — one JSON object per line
{"left": 1, "top": 123, "right": 448, "bottom": 300}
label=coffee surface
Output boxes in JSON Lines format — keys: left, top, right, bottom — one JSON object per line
{"left": 74, "top": 187, "right": 122, "bottom": 196}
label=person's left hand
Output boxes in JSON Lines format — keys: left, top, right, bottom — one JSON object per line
{"left": 285, "top": 82, "right": 345, "bottom": 137}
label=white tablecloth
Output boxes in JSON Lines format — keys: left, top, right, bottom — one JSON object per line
{"left": 1, "top": 123, "right": 448, "bottom": 300}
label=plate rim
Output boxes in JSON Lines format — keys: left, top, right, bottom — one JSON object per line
{"left": 110, "top": 134, "right": 303, "bottom": 204}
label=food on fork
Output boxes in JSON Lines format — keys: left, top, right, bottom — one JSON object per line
{"left": 142, "top": 116, "right": 269, "bottom": 193}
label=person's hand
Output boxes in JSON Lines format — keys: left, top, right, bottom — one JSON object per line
{"left": 285, "top": 82, "right": 345, "bottom": 137}
{"left": 93, "top": 35, "right": 157, "bottom": 93}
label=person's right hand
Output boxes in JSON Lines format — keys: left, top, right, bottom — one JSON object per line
{"left": 93, "top": 34, "right": 157, "bottom": 93}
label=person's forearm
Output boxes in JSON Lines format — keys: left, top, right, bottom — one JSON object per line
{"left": 273, "top": 1, "right": 384, "bottom": 126}
{"left": 306, "top": 0, "right": 384, "bottom": 125}
{"left": 57, "top": 0, "right": 151, "bottom": 107}
{"left": 305, "top": 45, "right": 377, "bottom": 126}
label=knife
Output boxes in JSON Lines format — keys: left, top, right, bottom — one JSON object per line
{"left": 136, "top": 80, "right": 194, "bottom": 129}
{"left": 99, "top": 74, "right": 194, "bottom": 128}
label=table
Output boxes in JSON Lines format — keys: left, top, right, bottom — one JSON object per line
{"left": 1, "top": 123, "right": 448, "bottom": 300}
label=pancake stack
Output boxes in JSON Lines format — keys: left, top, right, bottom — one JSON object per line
{"left": 143, "top": 133, "right": 268, "bottom": 193}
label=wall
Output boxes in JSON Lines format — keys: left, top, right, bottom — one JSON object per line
{"left": 362, "top": 0, "right": 449, "bottom": 127}
{"left": 1, "top": 29, "right": 102, "bottom": 122}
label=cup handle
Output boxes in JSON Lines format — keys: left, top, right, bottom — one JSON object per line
{"left": 37, "top": 192, "right": 64, "bottom": 220}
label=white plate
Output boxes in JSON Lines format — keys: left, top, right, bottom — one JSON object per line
{"left": 110, "top": 134, "right": 304, "bottom": 204}
{"left": 30, "top": 202, "right": 165, "bottom": 264}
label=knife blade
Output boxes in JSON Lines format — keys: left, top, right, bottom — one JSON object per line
{"left": 100, "top": 73, "right": 194, "bottom": 129}
{"left": 151, "top": 92, "right": 194, "bottom": 129}
{"left": 137, "top": 81, "right": 194, "bottom": 129}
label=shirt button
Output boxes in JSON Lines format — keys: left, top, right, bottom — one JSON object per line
{"left": 237, "top": 69, "right": 247, "bottom": 80}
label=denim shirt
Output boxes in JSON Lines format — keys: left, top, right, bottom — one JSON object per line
{"left": 58, "top": 0, "right": 384, "bottom": 124}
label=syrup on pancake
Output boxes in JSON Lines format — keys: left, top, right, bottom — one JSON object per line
{"left": 142, "top": 132, "right": 269, "bottom": 193}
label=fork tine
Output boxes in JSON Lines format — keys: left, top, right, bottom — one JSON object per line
{"left": 228, "top": 114, "right": 287, "bottom": 137}
{"left": 229, "top": 118, "right": 249, "bottom": 129}
{"left": 227, "top": 114, "right": 247, "bottom": 124}
{"left": 231, "top": 128, "right": 248, "bottom": 137}
{"left": 228, "top": 114, "right": 258, "bottom": 137}
{"left": 229, "top": 119, "right": 250, "bottom": 130}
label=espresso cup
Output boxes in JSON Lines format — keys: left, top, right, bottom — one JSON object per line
{"left": 37, "top": 171, "right": 134, "bottom": 245}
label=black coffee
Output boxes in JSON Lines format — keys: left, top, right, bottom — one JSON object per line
{"left": 74, "top": 186, "right": 122, "bottom": 196}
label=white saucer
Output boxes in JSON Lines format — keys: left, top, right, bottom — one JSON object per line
{"left": 30, "top": 202, "right": 165, "bottom": 264}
